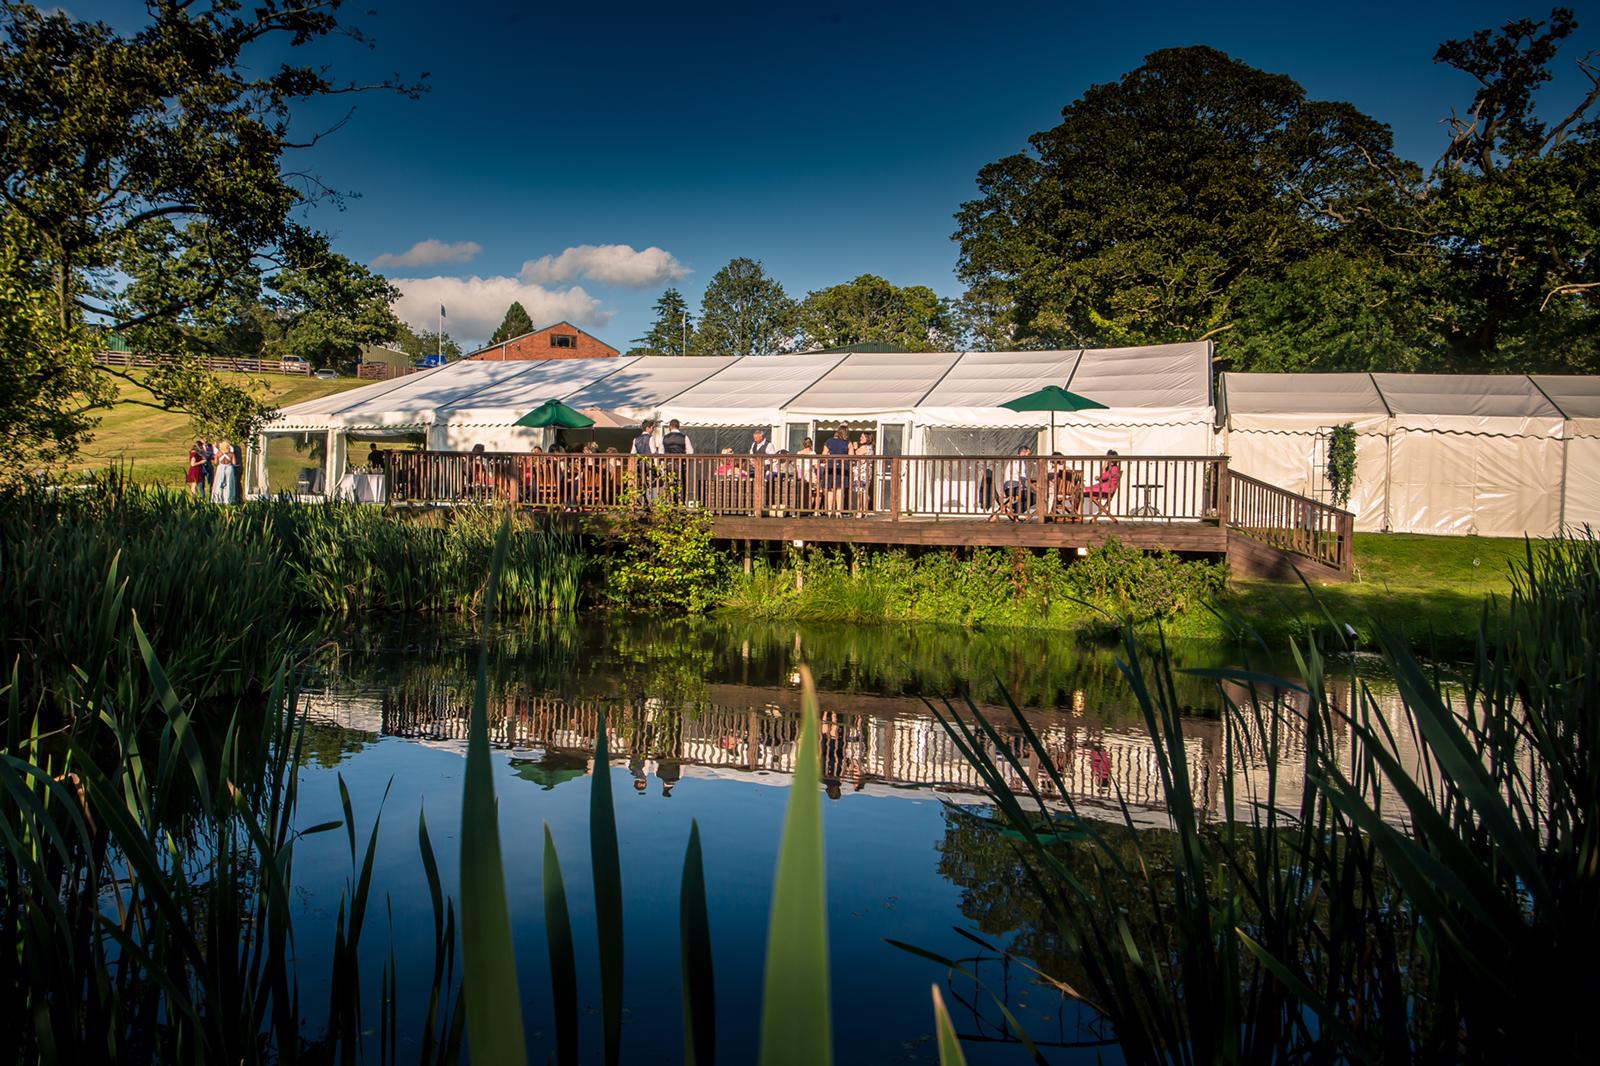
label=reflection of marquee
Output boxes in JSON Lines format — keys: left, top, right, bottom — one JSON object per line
{"left": 296, "top": 667, "right": 1458, "bottom": 822}
{"left": 365, "top": 682, "right": 1219, "bottom": 813}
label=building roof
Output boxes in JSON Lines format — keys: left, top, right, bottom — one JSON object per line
{"left": 465, "top": 320, "right": 618, "bottom": 358}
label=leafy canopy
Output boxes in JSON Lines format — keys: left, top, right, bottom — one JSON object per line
{"left": 0, "top": 0, "right": 421, "bottom": 453}
{"left": 796, "top": 274, "right": 954, "bottom": 352}
{"left": 693, "top": 258, "right": 796, "bottom": 357}
{"left": 956, "top": 12, "right": 1600, "bottom": 373}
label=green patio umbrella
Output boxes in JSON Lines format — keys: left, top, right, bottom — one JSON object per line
{"left": 1000, "top": 385, "right": 1107, "bottom": 452}
{"left": 514, "top": 399, "right": 596, "bottom": 429}
{"left": 510, "top": 752, "right": 590, "bottom": 790}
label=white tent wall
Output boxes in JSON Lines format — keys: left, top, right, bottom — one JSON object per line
{"left": 1223, "top": 418, "right": 1390, "bottom": 531}
{"left": 1376, "top": 375, "right": 1564, "bottom": 538}
{"left": 1386, "top": 424, "right": 1562, "bottom": 537}
{"left": 1532, "top": 377, "right": 1600, "bottom": 532}
{"left": 1559, "top": 421, "right": 1600, "bottom": 531}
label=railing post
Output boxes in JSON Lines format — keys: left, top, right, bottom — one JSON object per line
{"left": 753, "top": 456, "right": 766, "bottom": 516}
{"left": 890, "top": 457, "right": 903, "bottom": 521}
{"left": 1216, "top": 456, "right": 1231, "bottom": 527}
{"left": 1033, "top": 457, "right": 1045, "bottom": 523}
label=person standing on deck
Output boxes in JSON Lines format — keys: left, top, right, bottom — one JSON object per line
{"left": 748, "top": 429, "right": 776, "bottom": 455}
{"left": 661, "top": 419, "right": 695, "bottom": 503}
{"left": 632, "top": 419, "right": 658, "bottom": 455}
{"left": 661, "top": 419, "right": 693, "bottom": 454}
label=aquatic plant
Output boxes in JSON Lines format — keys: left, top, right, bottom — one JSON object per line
{"left": 926, "top": 535, "right": 1600, "bottom": 1063}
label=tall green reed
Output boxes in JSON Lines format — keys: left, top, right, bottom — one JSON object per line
{"left": 923, "top": 535, "right": 1600, "bottom": 1063}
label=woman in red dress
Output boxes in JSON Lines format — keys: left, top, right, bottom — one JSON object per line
{"left": 186, "top": 439, "right": 206, "bottom": 496}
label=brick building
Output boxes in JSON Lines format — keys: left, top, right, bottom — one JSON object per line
{"left": 466, "top": 321, "right": 619, "bottom": 361}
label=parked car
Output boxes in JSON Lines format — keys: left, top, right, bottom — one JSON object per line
{"left": 279, "top": 355, "right": 309, "bottom": 372}
{"left": 313, "top": 368, "right": 339, "bottom": 380}
{"left": 416, "top": 354, "right": 449, "bottom": 369}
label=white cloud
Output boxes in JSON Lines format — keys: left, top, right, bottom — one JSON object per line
{"left": 520, "top": 244, "right": 689, "bottom": 287}
{"left": 373, "top": 239, "right": 484, "bottom": 269}
{"left": 391, "top": 275, "right": 611, "bottom": 347}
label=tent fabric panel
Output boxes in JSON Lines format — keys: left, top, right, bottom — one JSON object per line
{"left": 1532, "top": 375, "right": 1600, "bottom": 419}
{"left": 560, "top": 356, "right": 738, "bottom": 413}
{"left": 1470, "top": 435, "right": 1561, "bottom": 537}
{"left": 273, "top": 364, "right": 449, "bottom": 421}
{"left": 317, "top": 361, "right": 548, "bottom": 422}
{"left": 784, "top": 351, "right": 962, "bottom": 414}
{"left": 1388, "top": 429, "right": 1475, "bottom": 535}
{"left": 1218, "top": 372, "right": 1388, "bottom": 420}
{"left": 1064, "top": 341, "right": 1211, "bottom": 409}
{"left": 1372, "top": 373, "right": 1561, "bottom": 419}
{"left": 918, "top": 349, "right": 1082, "bottom": 407}
{"left": 1562, "top": 436, "right": 1600, "bottom": 531}
{"left": 666, "top": 352, "right": 845, "bottom": 411}
{"left": 1051, "top": 419, "right": 1215, "bottom": 459}
{"left": 1226, "top": 427, "right": 1388, "bottom": 532}
{"left": 448, "top": 356, "right": 639, "bottom": 411}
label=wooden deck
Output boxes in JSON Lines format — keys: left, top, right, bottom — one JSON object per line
{"left": 375, "top": 450, "right": 1353, "bottom": 578}
{"left": 709, "top": 514, "right": 1228, "bottom": 552}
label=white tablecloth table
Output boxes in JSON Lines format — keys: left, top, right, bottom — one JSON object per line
{"left": 334, "top": 471, "right": 387, "bottom": 503}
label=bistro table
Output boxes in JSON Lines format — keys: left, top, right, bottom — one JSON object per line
{"left": 335, "top": 471, "right": 387, "bottom": 503}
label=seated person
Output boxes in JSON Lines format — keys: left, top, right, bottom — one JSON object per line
{"left": 1000, "top": 445, "right": 1036, "bottom": 516}
{"left": 1083, "top": 450, "right": 1122, "bottom": 517}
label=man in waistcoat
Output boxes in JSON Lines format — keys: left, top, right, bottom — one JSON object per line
{"left": 660, "top": 419, "right": 693, "bottom": 503}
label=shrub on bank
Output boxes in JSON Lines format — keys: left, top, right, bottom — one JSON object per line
{"left": 720, "top": 539, "right": 1228, "bottom": 632}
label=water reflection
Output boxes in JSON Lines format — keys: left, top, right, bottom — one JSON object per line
{"left": 300, "top": 617, "right": 1421, "bottom": 821}
{"left": 287, "top": 617, "right": 1435, "bottom": 1062}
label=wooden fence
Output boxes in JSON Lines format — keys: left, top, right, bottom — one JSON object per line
{"left": 379, "top": 451, "right": 1229, "bottom": 525}
{"left": 1226, "top": 471, "right": 1354, "bottom": 574}
{"left": 95, "top": 350, "right": 311, "bottom": 376}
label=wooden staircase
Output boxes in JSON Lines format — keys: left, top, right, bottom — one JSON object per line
{"left": 1222, "top": 470, "right": 1354, "bottom": 582}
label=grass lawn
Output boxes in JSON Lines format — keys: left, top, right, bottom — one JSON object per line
{"left": 73, "top": 373, "right": 365, "bottom": 487}
{"left": 1228, "top": 532, "right": 1530, "bottom": 656}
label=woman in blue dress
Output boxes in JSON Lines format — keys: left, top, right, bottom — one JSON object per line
{"left": 821, "top": 425, "right": 851, "bottom": 513}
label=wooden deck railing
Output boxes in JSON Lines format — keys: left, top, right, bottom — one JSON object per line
{"left": 379, "top": 451, "right": 1230, "bottom": 524}
{"left": 1226, "top": 472, "right": 1354, "bottom": 574}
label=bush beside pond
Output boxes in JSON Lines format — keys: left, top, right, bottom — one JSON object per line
{"left": 720, "top": 539, "right": 1230, "bottom": 637}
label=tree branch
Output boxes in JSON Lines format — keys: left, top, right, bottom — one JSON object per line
{"left": 1540, "top": 281, "right": 1600, "bottom": 311}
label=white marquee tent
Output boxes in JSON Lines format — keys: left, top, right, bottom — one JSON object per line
{"left": 1219, "top": 371, "right": 1599, "bottom": 537}
{"left": 253, "top": 342, "right": 1216, "bottom": 495}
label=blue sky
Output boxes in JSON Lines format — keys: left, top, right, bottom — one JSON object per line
{"left": 75, "top": 1, "right": 1600, "bottom": 348}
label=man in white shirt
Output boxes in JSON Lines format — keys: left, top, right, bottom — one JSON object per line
{"left": 1001, "top": 444, "right": 1036, "bottom": 517}
{"left": 749, "top": 429, "right": 776, "bottom": 455}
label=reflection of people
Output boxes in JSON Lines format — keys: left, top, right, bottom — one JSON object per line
{"left": 659, "top": 758, "right": 680, "bottom": 797}
{"left": 820, "top": 712, "right": 847, "bottom": 800}
{"left": 1087, "top": 743, "right": 1111, "bottom": 792}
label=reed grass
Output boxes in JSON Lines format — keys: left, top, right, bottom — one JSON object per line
{"left": 924, "top": 535, "right": 1600, "bottom": 1063}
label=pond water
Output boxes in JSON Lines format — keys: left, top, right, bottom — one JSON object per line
{"left": 286, "top": 618, "right": 1409, "bottom": 1064}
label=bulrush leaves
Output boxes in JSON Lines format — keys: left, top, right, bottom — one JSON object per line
{"left": 457, "top": 520, "right": 528, "bottom": 1065}
{"left": 759, "top": 665, "right": 832, "bottom": 1066}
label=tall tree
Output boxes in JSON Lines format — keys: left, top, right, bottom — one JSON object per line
{"left": 631, "top": 288, "right": 694, "bottom": 356}
{"left": 693, "top": 259, "right": 796, "bottom": 356}
{"left": 796, "top": 274, "right": 955, "bottom": 351}
{"left": 0, "top": 1, "right": 420, "bottom": 459}
{"left": 953, "top": 45, "right": 1413, "bottom": 357}
{"left": 272, "top": 256, "right": 401, "bottom": 370}
{"left": 1419, "top": 7, "right": 1600, "bottom": 370}
{"left": 487, "top": 301, "right": 535, "bottom": 345}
